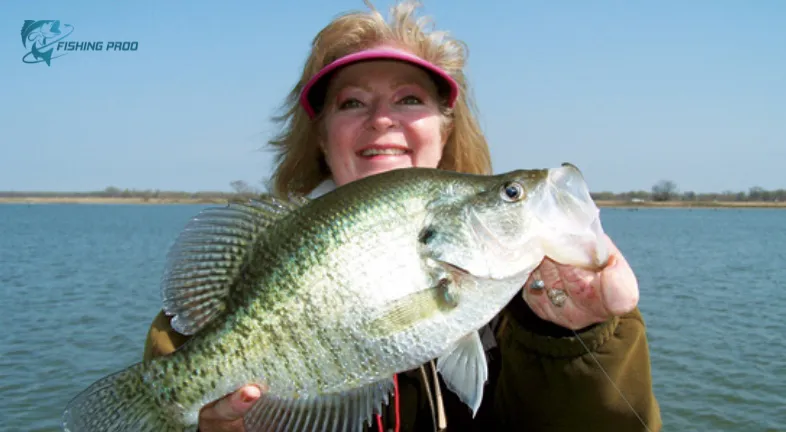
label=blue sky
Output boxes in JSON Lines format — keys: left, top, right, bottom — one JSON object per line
{"left": 2, "top": 0, "right": 784, "bottom": 193}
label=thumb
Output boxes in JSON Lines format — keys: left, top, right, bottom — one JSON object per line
{"left": 599, "top": 245, "right": 640, "bottom": 316}
{"left": 200, "top": 385, "right": 263, "bottom": 421}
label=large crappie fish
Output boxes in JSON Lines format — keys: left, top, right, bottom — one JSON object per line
{"left": 62, "top": 163, "right": 609, "bottom": 432}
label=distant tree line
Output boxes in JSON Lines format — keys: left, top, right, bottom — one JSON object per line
{"left": 0, "top": 187, "right": 234, "bottom": 200}
{"left": 590, "top": 180, "right": 785, "bottom": 202}
{"left": 1, "top": 179, "right": 783, "bottom": 203}
{"left": 0, "top": 180, "right": 266, "bottom": 202}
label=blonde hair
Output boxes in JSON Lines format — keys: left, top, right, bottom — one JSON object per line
{"left": 267, "top": 0, "right": 492, "bottom": 195}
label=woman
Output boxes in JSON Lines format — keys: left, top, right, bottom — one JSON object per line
{"left": 144, "top": 2, "right": 662, "bottom": 431}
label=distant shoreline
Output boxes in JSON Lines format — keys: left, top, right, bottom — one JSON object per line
{"left": 594, "top": 200, "right": 786, "bottom": 209}
{"left": 0, "top": 196, "right": 784, "bottom": 208}
{"left": 0, "top": 197, "right": 227, "bottom": 205}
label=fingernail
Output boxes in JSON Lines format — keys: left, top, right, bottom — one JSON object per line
{"left": 241, "top": 386, "right": 261, "bottom": 404}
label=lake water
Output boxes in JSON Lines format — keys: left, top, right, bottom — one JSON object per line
{"left": 1, "top": 204, "right": 784, "bottom": 431}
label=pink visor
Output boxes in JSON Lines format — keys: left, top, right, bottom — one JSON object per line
{"left": 299, "top": 47, "right": 459, "bottom": 118}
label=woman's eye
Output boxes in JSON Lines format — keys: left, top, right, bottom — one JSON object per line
{"left": 399, "top": 95, "right": 422, "bottom": 105}
{"left": 338, "top": 98, "right": 362, "bottom": 110}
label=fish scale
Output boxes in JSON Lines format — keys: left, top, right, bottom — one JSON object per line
{"left": 62, "top": 164, "right": 610, "bottom": 431}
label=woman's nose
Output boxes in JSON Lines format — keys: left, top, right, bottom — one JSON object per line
{"left": 367, "top": 102, "right": 397, "bottom": 130}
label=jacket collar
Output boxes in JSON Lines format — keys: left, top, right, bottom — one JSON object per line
{"left": 309, "top": 179, "right": 337, "bottom": 199}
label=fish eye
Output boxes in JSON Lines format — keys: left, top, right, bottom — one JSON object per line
{"left": 501, "top": 182, "right": 525, "bottom": 202}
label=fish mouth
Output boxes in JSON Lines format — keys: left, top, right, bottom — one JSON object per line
{"left": 536, "top": 163, "right": 610, "bottom": 271}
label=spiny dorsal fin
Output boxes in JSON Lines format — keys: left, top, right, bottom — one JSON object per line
{"left": 243, "top": 377, "right": 395, "bottom": 432}
{"left": 161, "top": 194, "right": 310, "bottom": 336}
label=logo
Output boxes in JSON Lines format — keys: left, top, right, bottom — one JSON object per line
{"left": 21, "top": 20, "right": 139, "bottom": 66}
{"left": 21, "top": 20, "right": 74, "bottom": 65}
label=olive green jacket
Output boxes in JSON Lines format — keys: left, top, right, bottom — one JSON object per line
{"left": 143, "top": 293, "right": 662, "bottom": 432}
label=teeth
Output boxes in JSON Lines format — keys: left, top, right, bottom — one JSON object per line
{"left": 360, "top": 148, "right": 407, "bottom": 156}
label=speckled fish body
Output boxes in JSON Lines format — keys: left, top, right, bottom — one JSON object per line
{"left": 62, "top": 164, "right": 609, "bottom": 432}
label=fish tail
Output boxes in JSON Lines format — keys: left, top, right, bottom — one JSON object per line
{"left": 62, "top": 362, "right": 188, "bottom": 432}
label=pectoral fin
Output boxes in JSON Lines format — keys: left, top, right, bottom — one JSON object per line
{"left": 366, "top": 275, "right": 459, "bottom": 338}
{"left": 436, "top": 331, "right": 489, "bottom": 417}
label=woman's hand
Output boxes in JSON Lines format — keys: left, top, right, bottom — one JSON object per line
{"left": 198, "top": 385, "right": 264, "bottom": 432}
{"left": 523, "top": 235, "right": 640, "bottom": 330}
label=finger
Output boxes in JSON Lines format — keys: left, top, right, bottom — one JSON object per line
{"left": 201, "top": 385, "right": 263, "bottom": 421}
{"left": 525, "top": 260, "right": 606, "bottom": 329}
{"left": 524, "top": 266, "right": 574, "bottom": 325}
{"left": 523, "top": 236, "right": 640, "bottom": 329}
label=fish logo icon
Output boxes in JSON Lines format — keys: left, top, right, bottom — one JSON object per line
{"left": 21, "top": 20, "right": 75, "bottom": 66}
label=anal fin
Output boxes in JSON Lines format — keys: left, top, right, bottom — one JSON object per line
{"left": 436, "top": 331, "right": 489, "bottom": 417}
{"left": 243, "top": 378, "right": 395, "bottom": 432}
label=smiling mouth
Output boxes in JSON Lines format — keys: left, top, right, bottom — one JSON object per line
{"left": 358, "top": 148, "right": 410, "bottom": 157}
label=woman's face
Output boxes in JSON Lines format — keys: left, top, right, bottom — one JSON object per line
{"left": 319, "top": 60, "right": 448, "bottom": 187}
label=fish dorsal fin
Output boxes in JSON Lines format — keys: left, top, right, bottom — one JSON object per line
{"left": 161, "top": 194, "right": 310, "bottom": 335}
{"left": 436, "top": 330, "right": 489, "bottom": 417}
{"left": 243, "top": 377, "right": 395, "bottom": 432}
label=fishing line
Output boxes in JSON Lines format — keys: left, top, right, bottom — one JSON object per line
{"left": 571, "top": 329, "right": 653, "bottom": 432}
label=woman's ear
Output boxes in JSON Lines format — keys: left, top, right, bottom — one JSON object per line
{"left": 442, "top": 120, "right": 454, "bottom": 147}
{"left": 315, "top": 117, "right": 329, "bottom": 152}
